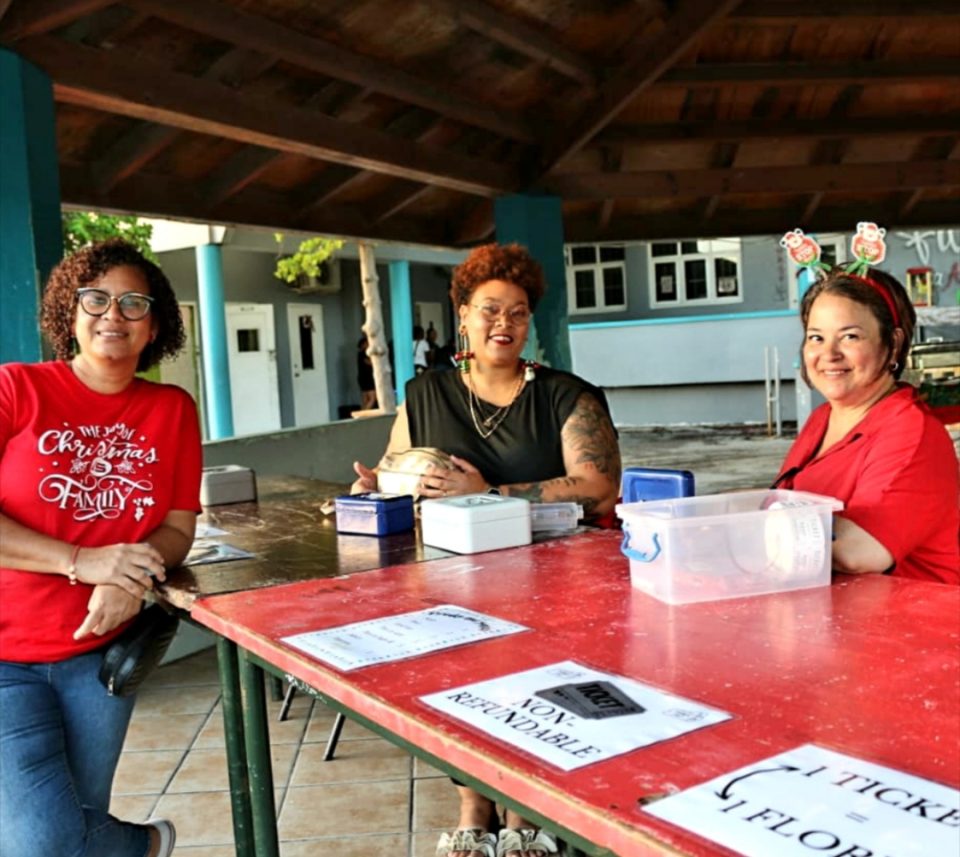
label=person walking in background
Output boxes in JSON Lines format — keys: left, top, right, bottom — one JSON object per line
{"left": 0, "top": 239, "right": 201, "bottom": 857}
{"left": 413, "top": 324, "right": 430, "bottom": 375}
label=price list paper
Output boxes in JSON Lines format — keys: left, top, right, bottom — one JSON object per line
{"left": 281, "top": 605, "right": 528, "bottom": 671}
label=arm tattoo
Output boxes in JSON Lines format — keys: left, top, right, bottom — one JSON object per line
{"left": 563, "top": 393, "right": 621, "bottom": 481}
{"left": 503, "top": 394, "right": 619, "bottom": 521}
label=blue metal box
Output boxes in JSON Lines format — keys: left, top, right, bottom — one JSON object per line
{"left": 621, "top": 467, "right": 695, "bottom": 503}
{"left": 334, "top": 493, "right": 415, "bottom": 536}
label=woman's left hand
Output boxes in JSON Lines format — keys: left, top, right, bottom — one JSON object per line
{"left": 419, "top": 455, "right": 490, "bottom": 498}
{"left": 73, "top": 584, "right": 143, "bottom": 640}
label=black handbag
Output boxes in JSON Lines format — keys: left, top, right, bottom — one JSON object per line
{"left": 98, "top": 603, "right": 180, "bottom": 697}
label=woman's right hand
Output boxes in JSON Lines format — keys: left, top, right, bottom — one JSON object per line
{"left": 73, "top": 543, "right": 165, "bottom": 598}
{"left": 351, "top": 461, "right": 378, "bottom": 494}
{"left": 73, "top": 584, "right": 143, "bottom": 639}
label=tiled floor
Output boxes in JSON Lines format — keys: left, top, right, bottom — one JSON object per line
{"left": 112, "top": 646, "right": 460, "bottom": 856}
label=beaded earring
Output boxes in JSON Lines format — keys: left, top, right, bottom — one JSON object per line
{"left": 523, "top": 360, "right": 539, "bottom": 382}
{"left": 454, "top": 326, "right": 473, "bottom": 373}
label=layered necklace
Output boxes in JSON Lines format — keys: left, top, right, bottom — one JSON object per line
{"left": 465, "top": 366, "right": 527, "bottom": 439}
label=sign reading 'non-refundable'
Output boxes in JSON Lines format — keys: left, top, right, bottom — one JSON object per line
{"left": 645, "top": 744, "right": 959, "bottom": 857}
{"left": 420, "top": 660, "right": 730, "bottom": 771}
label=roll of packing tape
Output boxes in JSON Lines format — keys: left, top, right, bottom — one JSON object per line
{"left": 764, "top": 502, "right": 827, "bottom": 580}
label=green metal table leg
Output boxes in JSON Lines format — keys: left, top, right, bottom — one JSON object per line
{"left": 238, "top": 647, "right": 280, "bottom": 857}
{"left": 215, "top": 636, "right": 255, "bottom": 857}
{"left": 268, "top": 674, "right": 284, "bottom": 701}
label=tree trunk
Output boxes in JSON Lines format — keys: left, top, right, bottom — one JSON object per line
{"left": 358, "top": 242, "right": 396, "bottom": 413}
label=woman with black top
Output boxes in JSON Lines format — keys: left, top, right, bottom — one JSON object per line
{"left": 352, "top": 243, "right": 620, "bottom": 857}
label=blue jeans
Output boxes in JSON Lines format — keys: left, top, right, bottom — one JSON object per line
{"left": 0, "top": 651, "right": 150, "bottom": 857}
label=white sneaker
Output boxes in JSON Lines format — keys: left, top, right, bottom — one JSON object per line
{"left": 147, "top": 819, "right": 176, "bottom": 856}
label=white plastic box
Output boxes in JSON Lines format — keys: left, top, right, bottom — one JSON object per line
{"left": 421, "top": 494, "right": 531, "bottom": 554}
{"left": 616, "top": 489, "right": 843, "bottom": 604}
{"left": 200, "top": 465, "right": 257, "bottom": 506}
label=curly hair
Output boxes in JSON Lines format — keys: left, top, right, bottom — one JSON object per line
{"left": 799, "top": 267, "right": 916, "bottom": 383}
{"left": 41, "top": 239, "right": 185, "bottom": 373}
{"left": 450, "top": 243, "right": 546, "bottom": 310}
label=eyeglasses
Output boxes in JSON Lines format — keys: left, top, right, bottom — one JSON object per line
{"left": 77, "top": 288, "right": 154, "bottom": 321}
{"left": 472, "top": 303, "right": 532, "bottom": 325}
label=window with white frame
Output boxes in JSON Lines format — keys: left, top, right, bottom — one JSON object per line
{"left": 564, "top": 244, "right": 627, "bottom": 313}
{"left": 648, "top": 238, "right": 742, "bottom": 308}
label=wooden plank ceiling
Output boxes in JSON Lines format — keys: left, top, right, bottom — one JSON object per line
{"left": 3, "top": 0, "right": 958, "bottom": 246}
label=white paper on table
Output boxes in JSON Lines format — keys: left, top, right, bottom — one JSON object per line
{"left": 420, "top": 660, "right": 731, "bottom": 771}
{"left": 281, "top": 605, "right": 528, "bottom": 671}
{"left": 183, "top": 541, "right": 253, "bottom": 566}
{"left": 645, "top": 744, "right": 959, "bottom": 857}
{"left": 195, "top": 523, "right": 228, "bottom": 538}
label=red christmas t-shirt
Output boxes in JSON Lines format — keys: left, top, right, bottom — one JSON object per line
{"left": 774, "top": 385, "right": 959, "bottom": 584}
{"left": 0, "top": 361, "right": 202, "bottom": 662}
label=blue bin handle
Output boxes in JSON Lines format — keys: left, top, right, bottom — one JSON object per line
{"left": 621, "top": 528, "right": 662, "bottom": 563}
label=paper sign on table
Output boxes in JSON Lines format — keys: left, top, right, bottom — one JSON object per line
{"left": 645, "top": 744, "right": 959, "bottom": 857}
{"left": 195, "top": 523, "right": 228, "bottom": 538}
{"left": 420, "top": 660, "right": 730, "bottom": 771}
{"left": 281, "top": 605, "right": 528, "bottom": 671}
{"left": 184, "top": 541, "right": 253, "bottom": 566}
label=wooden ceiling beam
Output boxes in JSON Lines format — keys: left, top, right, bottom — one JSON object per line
{"left": 92, "top": 123, "right": 180, "bottom": 192}
{"left": 295, "top": 112, "right": 446, "bottom": 216}
{"left": 0, "top": 0, "right": 115, "bottom": 41}
{"left": 365, "top": 182, "right": 433, "bottom": 224}
{"left": 203, "top": 146, "right": 279, "bottom": 208}
{"left": 565, "top": 201, "right": 960, "bottom": 243}
{"left": 658, "top": 59, "right": 960, "bottom": 87}
{"left": 17, "top": 35, "right": 519, "bottom": 196}
{"left": 94, "top": 47, "right": 281, "bottom": 197}
{"left": 127, "top": 0, "right": 540, "bottom": 143}
{"left": 58, "top": 163, "right": 447, "bottom": 246}
{"left": 544, "top": 160, "right": 960, "bottom": 199}
{"left": 732, "top": 1, "right": 960, "bottom": 23}
{"left": 598, "top": 115, "right": 960, "bottom": 145}
{"left": 427, "top": 0, "right": 597, "bottom": 87}
{"left": 546, "top": 0, "right": 743, "bottom": 167}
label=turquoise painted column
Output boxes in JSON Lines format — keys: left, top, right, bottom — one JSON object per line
{"left": 389, "top": 260, "right": 414, "bottom": 404}
{"left": 494, "top": 194, "right": 570, "bottom": 371}
{"left": 0, "top": 49, "right": 62, "bottom": 363}
{"left": 196, "top": 244, "right": 234, "bottom": 438}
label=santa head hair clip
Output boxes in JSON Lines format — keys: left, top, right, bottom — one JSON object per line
{"left": 846, "top": 221, "right": 887, "bottom": 277}
{"left": 780, "top": 228, "right": 831, "bottom": 278}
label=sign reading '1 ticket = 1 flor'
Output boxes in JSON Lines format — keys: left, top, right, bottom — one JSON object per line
{"left": 420, "top": 660, "right": 731, "bottom": 771}
{"left": 645, "top": 743, "right": 959, "bottom": 857}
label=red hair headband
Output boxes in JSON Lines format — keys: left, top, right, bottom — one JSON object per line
{"left": 848, "top": 274, "right": 901, "bottom": 328}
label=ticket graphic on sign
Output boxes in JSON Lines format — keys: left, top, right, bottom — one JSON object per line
{"left": 645, "top": 744, "right": 959, "bottom": 857}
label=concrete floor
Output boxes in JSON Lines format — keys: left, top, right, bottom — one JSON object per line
{"left": 617, "top": 423, "right": 794, "bottom": 494}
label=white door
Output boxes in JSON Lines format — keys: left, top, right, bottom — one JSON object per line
{"left": 286, "top": 303, "right": 329, "bottom": 425}
{"left": 226, "top": 303, "right": 281, "bottom": 436}
{"left": 415, "top": 301, "right": 446, "bottom": 344}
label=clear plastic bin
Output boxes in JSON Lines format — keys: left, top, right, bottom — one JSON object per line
{"left": 616, "top": 490, "right": 843, "bottom": 604}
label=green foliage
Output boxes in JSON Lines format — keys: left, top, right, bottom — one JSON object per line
{"left": 62, "top": 212, "right": 157, "bottom": 262}
{"left": 273, "top": 234, "right": 345, "bottom": 284}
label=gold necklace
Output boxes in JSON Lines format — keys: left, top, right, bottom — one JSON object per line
{"left": 466, "top": 370, "right": 525, "bottom": 439}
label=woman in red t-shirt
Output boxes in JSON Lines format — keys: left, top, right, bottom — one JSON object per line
{"left": 773, "top": 268, "right": 959, "bottom": 583}
{"left": 0, "top": 240, "right": 201, "bottom": 857}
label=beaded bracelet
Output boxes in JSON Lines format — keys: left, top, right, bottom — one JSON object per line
{"left": 66, "top": 544, "right": 81, "bottom": 585}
